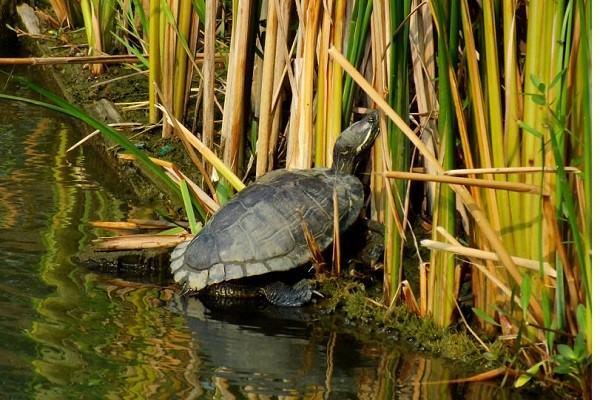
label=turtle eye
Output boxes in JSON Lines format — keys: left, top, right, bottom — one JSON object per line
{"left": 368, "top": 114, "right": 376, "bottom": 123}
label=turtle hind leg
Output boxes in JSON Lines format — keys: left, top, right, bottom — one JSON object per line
{"left": 259, "top": 280, "right": 315, "bottom": 307}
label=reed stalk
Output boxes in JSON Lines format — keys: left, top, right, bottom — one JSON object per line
{"left": 341, "top": 0, "right": 372, "bottom": 127}
{"left": 314, "top": 0, "right": 332, "bottom": 168}
{"left": 172, "top": 0, "right": 194, "bottom": 120}
{"left": 256, "top": 0, "right": 279, "bottom": 177}
{"left": 369, "top": 0, "right": 388, "bottom": 224}
{"left": 148, "top": 0, "right": 161, "bottom": 122}
{"left": 221, "top": 0, "right": 254, "bottom": 176}
{"left": 323, "top": 0, "right": 344, "bottom": 166}
{"left": 268, "top": 0, "right": 291, "bottom": 171}
{"left": 289, "top": 0, "right": 321, "bottom": 169}
{"left": 201, "top": 0, "right": 217, "bottom": 175}
{"left": 574, "top": 0, "right": 592, "bottom": 353}
{"left": 383, "top": 0, "right": 411, "bottom": 306}
{"left": 422, "top": 0, "right": 457, "bottom": 327}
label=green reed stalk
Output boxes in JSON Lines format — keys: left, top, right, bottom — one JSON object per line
{"left": 520, "top": 0, "right": 558, "bottom": 262}
{"left": 341, "top": 0, "right": 372, "bottom": 127}
{"left": 148, "top": 0, "right": 161, "bottom": 122}
{"left": 576, "top": 0, "right": 592, "bottom": 353}
{"left": 427, "top": 0, "right": 457, "bottom": 327}
{"left": 99, "top": 0, "right": 117, "bottom": 52}
{"left": 384, "top": 0, "right": 411, "bottom": 305}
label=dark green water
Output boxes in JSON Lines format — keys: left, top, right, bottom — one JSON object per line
{"left": 0, "top": 72, "right": 534, "bottom": 399}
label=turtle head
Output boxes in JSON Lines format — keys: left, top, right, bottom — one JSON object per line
{"left": 332, "top": 111, "right": 380, "bottom": 175}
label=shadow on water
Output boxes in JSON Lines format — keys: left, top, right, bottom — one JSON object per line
{"left": 0, "top": 70, "right": 537, "bottom": 399}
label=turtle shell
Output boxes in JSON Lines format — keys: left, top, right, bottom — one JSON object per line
{"left": 170, "top": 168, "right": 363, "bottom": 291}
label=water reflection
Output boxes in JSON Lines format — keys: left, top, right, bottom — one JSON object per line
{"left": 174, "top": 297, "right": 537, "bottom": 400}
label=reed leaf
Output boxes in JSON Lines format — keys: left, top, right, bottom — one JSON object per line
{"left": 179, "top": 179, "right": 199, "bottom": 234}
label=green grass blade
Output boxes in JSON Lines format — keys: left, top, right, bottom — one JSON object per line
{"left": 179, "top": 179, "right": 199, "bottom": 235}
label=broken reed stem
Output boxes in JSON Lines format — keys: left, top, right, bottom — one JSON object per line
{"left": 93, "top": 233, "right": 193, "bottom": 251}
{"left": 420, "top": 239, "right": 557, "bottom": 278}
{"left": 384, "top": 171, "right": 548, "bottom": 195}
{"left": 327, "top": 46, "right": 544, "bottom": 324}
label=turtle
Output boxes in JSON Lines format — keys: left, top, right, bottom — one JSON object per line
{"left": 170, "top": 111, "right": 380, "bottom": 306}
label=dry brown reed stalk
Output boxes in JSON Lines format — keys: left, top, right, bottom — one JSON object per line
{"left": 90, "top": 220, "right": 175, "bottom": 231}
{"left": 315, "top": 0, "right": 332, "bottom": 168}
{"left": 89, "top": 7, "right": 105, "bottom": 75}
{"left": 324, "top": 0, "right": 345, "bottom": 166}
{"left": 400, "top": 281, "right": 419, "bottom": 314}
{"left": 413, "top": 367, "right": 509, "bottom": 385}
{"left": 256, "top": 0, "right": 279, "bottom": 177}
{"left": 200, "top": 0, "right": 217, "bottom": 177}
{"left": 420, "top": 240, "right": 556, "bottom": 277}
{"left": 117, "top": 152, "right": 219, "bottom": 212}
{"left": 408, "top": 0, "right": 437, "bottom": 180}
{"left": 221, "top": 1, "right": 254, "bottom": 175}
{"left": 368, "top": 0, "right": 388, "bottom": 224}
{"left": 268, "top": 0, "right": 292, "bottom": 171}
{"left": 327, "top": 46, "right": 544, "bottom": 324}
{"left": 384, "top": 171, "right": 549, "bottom": 195}
{"left": 287, "top": 0, "right": 321, "bottom": 169}
{"left": 445, "top": 166, "right": 581, "bottom": 176}
{"left": 159, "top": 104, "right": 245, "bottom": 191}
{"left": 49, "top": 0, "right": 69, "bottom": 26}
{"left": 0, "top": 54, "right": 204, "bottom": 65}
{"left": 93, "top": 233, "right": 193, "bottom": 251}
{"left": 66, "top": 122, "right": 143, "bottom": 152}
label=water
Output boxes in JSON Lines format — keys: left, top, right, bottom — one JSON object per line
{"left": 0, "top": 71, "right": 533, "bottom": 399}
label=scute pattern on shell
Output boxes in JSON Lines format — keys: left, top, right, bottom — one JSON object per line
{"left": 173, "top": 168, "right": 363, "bottom": 291}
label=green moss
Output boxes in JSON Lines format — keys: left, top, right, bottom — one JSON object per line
{"left": 317, "top": 277, "right": 497, "bottom": 367}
